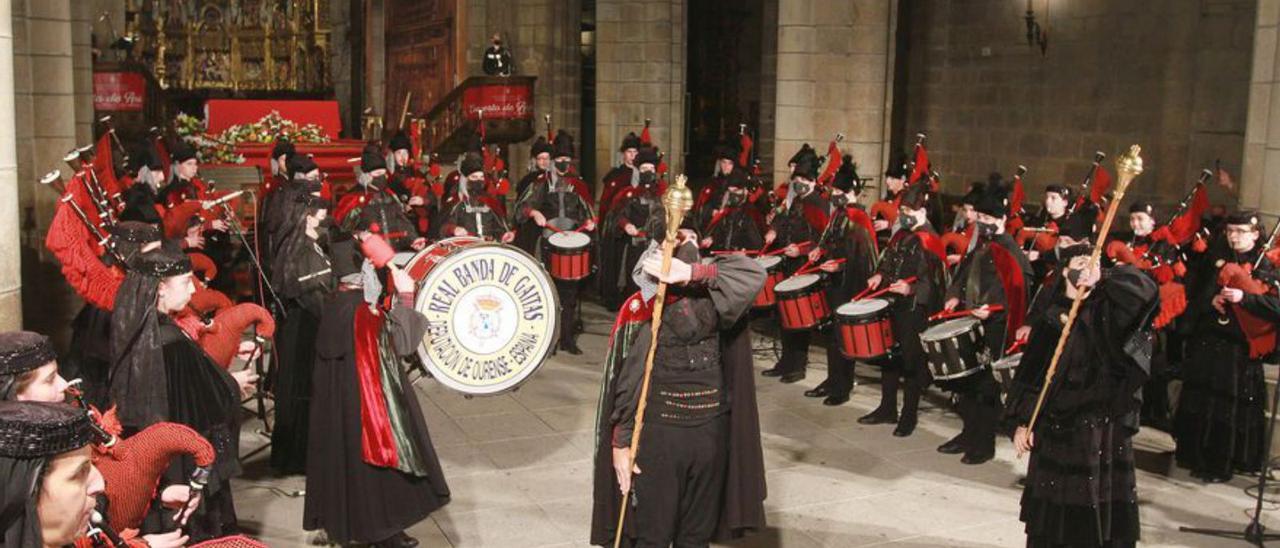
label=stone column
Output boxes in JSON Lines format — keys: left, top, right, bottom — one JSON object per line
{"left": 595, "top": 0, "right": 686, "bottom": 185}
{"left": 771, "top": 0, "right": 897, "bottom": 200}
{"left": 71, "top": 0, "right": 92, "bottom": 145}
{"left": 0, "top": 0, "right": 20, "bottom": 328}
{"left": 1244, "top": 0, "right": 1280, "bottom": 213}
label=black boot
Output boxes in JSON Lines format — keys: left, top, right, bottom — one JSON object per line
{"left": 560, "top": 335, "right": 582, "bottom": 355}
{"left": 374, "top": 532, "right": 419, "bottom": 548}
{"left": 962, "top": 392, "right": 999, "bottom": 465}
{"left": 938, "top": 394, "right": 970, "bottom": 454}
{"left": 894, "top": 377, "right": 924, "bottom": 437}
{"left": 804, "top": 381, "right": 831, "bottom": 398}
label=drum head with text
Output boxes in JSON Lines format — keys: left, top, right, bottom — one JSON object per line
{"left": 411, "top": 241, "right": 560, "bottom": 395}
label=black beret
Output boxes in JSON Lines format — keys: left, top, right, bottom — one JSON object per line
{"left": 1226, "top": 210, "right": 1262, "bottom": 229}
{"left": 552, "top": 130, "right": 575, "bottom": 159}
{"left": 110, "top": 221, "right": 160, "bottom": 244}
{"left": 636, "top": 146, "right": 660, "bottom": 167}
{"left": 792, "top": 155, "right": 819, "bottom": 181}
{"left": 620, "top": 132, "right": 642, "bottom": 152}
{"left": 129, "top": 247, "right": 192, "bottom": 278}
{"left": 973, "top": 178, "right": 1009, "bottom": 218}
{"left": 788, "top": 143, "right": 816, "bottom": 166}
{"left": 530, "top": 136, "right": 554, "bottom": 158}
{"left": 170, "top": 141, "right": 197, "bottom": 163}
{"left": 460, "top": 152, "right": 485, "bottom": 176}
{"left": 389, "top": 131, "right": 412, "bottom": 153}
{"left": 884, "top": 151, "right": 909, "bottom": 179}
{"left": 832, "top": 155, "right": 860, "bottom": 193}
{"left": 0, "top": 401, "right": 108, "bottom": 458}
{"left": 1128, "top": 201, "right": 1154, "bottom": 216}
{"left": 361, "top": 145, "right": 386, "bottom": 173}
{"left": 0, "top": 332, "right": 56, "bottom": 377}
{"left": 713, "top": 141, "right": 739, "bottom": 162}
{"left": 961, "top": 182, "right": 986, "bottom": 206}
{"left": 1058, "top": 207, "right": 1096, "bottom": 241}
{"left": 1045, "top": 184, "right": 1072, "bottom": 199}
{"left": 289, "top": 154, "right": 319, "bottom": 177}
{"left": 900, "top": 182, "right": 931, "bottom": 210}
{"left": 271, "top": 139, "right": 296, "bottom": 160}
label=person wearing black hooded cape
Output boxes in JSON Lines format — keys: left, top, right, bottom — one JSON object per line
{"left": 267, "top": 193, "right": 333, "bottom": 475}
{"left": 108, "top": 247, "right": 252, "bottom": 541}
{"left": 590, "top": 208, "right": 767, "bottom": 547}
{"left": 1005, "top": 244, "right": 1157, "bottom": 548}
{"left": 303, "top": 236, "right": 449, "bottom": 548}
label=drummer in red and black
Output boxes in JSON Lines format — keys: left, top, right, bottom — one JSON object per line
{"left": 387, "top": 130, "right": 437, "bottom": 239}
{"left": 694, "top": 142, "right": 746, "bottom": 233}
{"left": 797, "top": 173, "right": 877, "bottom": 406}
{"left": 699, "top": 176, "right": 764, "bottom": 253}
{"left": 513, "top": 130, "right": 597, "bottom": 354}
{"left": 598, "top": 147, "right": 665, "bottom": 310}
{"left": 597, "top": 132, "right": 642, "bottom": 221}
{"left": 438, "top": 153, "right": 515, "bottom": 243}
{"left": 859, "top": 183, "right": 946, "bottom": 435}
{"left": 513, "top": 135, "right": 555, "bottom": 225}
{"left": 939, "top": 177, "right": 1032, "bottom": 465}
{"left": 760, "top": 153, "right": 829, "bottom": 384}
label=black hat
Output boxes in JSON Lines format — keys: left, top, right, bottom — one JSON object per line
{"left": 360, "top": 144, "right": 386, "bottom": 173}
{"left": 713, "top": 141, "right": 739, "bottom": 162}
{"left": 1058, "top": 208, "right": 1096, "bottom": 241}
{"left": 1226, "top": 210, "right": 1262, "bottom": 229}
{"left": 109, "top": 221, "right": 160, "bottom": 244}
{"left": 129, "top": 247, "right": 192, "bottom": 278}
{"left": 724, "top": 169, "right": 749, "bottom": 189}
{"left": 0, "top": 401, "right": 108, "bottom": 458}
{"left": 530, "top": 136, "right": 554, "bottom": 158}
{"left": 127, "top": 144, "right": 162, "bottom": 173}
{"left": 900, "top": 182, "right": 931, "bottom": 210}
{"left": 460, "top": 152, "right": 485, "bottom": 177}
{"left": 329, "top": 237, "right": 363, "bottom": 280}
{"left": 636, "top": 146, "right": 660, "bottom": 167}
{"left": 170, "top": 141, "right": 197, "bottom": 163}
{"left": 973, "top": 177, "right": 1009, "bottom": 218}
{"left": 389, "top": 131, "right": 412, "bottom": 153}
{"left": 1058, "top": 243, "right": 1094, "bottom": 265}
{"left": 288, "top": 154, "right": 319, "bottom": 178}
{"left": 885, "top": 151, "right": 909, "bottom": 179}
{"left": 271, "top": 139, "right": 296, "bottom": 160}
{"left": 1128, "top": 201, "right": 1154, "bottom": 216}
{"left": 961, "top": 182, "right": 986, "bottom": 206}
{"left": 792, "top": 154, "right": 819, "bottom": 181}
{"left": 1045, "top": 184, "right": 1072, "bottom": 200}
{"left": 620, "top": 132, "right": 642, "bottom": 152}
{"left": 832, "top": 155, "right": 859, "bottom": 193}
{"left": 552, "top": 130, "right": 575, "bottom": 159}
{"left": 0, "top": 332, "right": 56, "bottom": 378}
{"left": 788, "top": 144, "right": 816, "bottom": 166}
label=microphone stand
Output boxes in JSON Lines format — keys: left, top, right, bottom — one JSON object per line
{"left": 216, "top": 198, "right": 286, "bottom": 317}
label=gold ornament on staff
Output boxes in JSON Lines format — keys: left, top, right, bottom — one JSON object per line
{"left": 613, "top": 174, "right": 693, "bottom": 548}
{"left": 1025, "top": 145, "right": 1144, "bottom": 434}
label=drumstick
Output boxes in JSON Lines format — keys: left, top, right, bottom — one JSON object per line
{"left": 795, "top": 258, "right": 845, "bottom": 276}
{"left": 1005, "top": 339, "right": 1025, "bottom": 355}
{"left": 928, "top": 304, "right": 1004, "bottom": 322}
{"left": 763, "top": 240, "right": 812, "bottom": 257}
{"left": 858, "top": 276, "right": 918, "bottom": 301}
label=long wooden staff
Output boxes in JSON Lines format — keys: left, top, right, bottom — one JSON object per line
{"left": 1026, "top": 145, "right": 1144, "bottom": 433}
{"left": 614, "top": 175, "right": 694, "bottom": 548}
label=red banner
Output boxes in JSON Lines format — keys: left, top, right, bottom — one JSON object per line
{"left": 462, "top": 83, "right": 532, "bottom": 120}
{"left": 93, "top": 72, "right": 145, "bottom": 111}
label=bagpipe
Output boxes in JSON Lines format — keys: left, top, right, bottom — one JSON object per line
{"left": 41, "top": 169, "right": 126, "bottom": 265}
{"left": 869, "top": 132, "right": 927, "bottom": 227}
{"left": 1218, "top": 219, "right": 1280, "bottom": 358}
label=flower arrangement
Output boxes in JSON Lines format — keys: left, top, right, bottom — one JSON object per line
{"left": 173, "top": 110, "right": 331, "bottom": 164}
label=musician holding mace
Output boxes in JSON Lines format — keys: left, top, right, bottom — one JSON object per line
{"left": 590, "top": 176, "right": 766, "bottom": 547}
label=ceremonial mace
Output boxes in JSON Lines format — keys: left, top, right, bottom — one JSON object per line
{"left": 613, "top": 174, "right": 694, "bottom": 548}
{"left": 1025, "top": 145, "right": 1143, "bottom": 433}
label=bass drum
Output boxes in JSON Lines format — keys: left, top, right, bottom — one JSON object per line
{"left": 404, "top": 237, "right": 561, "bottom": 396}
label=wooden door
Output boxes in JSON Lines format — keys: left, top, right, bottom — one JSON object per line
{"left": 384, "top": 0, "right": 455, "bottom": 132}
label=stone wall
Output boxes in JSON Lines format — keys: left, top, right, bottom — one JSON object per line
{"left": 901, "top": 0, "right": 1256, "bottom": 211}
{"left": 594, "top": 0, "right": 686, "bottom": 186}
{"left": 1243, "top": 0, "right": 1280, "bottom": 214}
{"left": 0, "top": 0, "right": 19, "bottom": 329}
{"left": 771, "top": 0, "right": 897, "bottom": 200}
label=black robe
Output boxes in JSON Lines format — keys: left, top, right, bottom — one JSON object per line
{"left": 303, "top": 291, "right": 450, "bottom": 544}
{"left": 1005, "top": 265, "right": 1157, "bottom": 547}
{"left": 874, "top": 224, "right": 947, "bottom": 373}
{"left": 598, "top": 188, "right": 659, "bottom": 310}
{"left": 269, "top": 238, "right": 332, "bottom": 474}
{"left": 590, "top": 254, "right": 767, "bottom": 546}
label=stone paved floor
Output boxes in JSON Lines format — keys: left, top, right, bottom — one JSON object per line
{"left": 233, "top": 302, "right": 1277, "bottom": 547}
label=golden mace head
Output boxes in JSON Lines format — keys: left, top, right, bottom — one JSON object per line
{"left": 1114, "top": 145, "right": 1144, "bottom": 189}
{"left": 661, "top": 174, "right": 694, "bottom": 242}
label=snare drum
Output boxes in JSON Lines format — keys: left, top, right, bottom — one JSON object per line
{"left": 404, "top": 237, "right": 560, "bottom": 396}
{"left": 920, "top": 317, "right": 991, "bottom": 381}
{"left": 774, "top": 274, "right": 830, "bottom": 331}
{"left": 991, "top": 352, "right": 1020, "bottom": 391}
{"left": 835, "top": 299, "right": 895, "bottom": 361}
{"left": 753, "top": 255, "right": 784, "bottom": 309}
{"left": 544, "top": 231, "right": 592, "bottom": 281}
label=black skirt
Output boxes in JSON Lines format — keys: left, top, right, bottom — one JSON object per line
{"left": 1173, "top": 334, "right": 1266, "bottom": 477}
{"left": 270, "top": 303, "right": 322, "bottom": 474}
{"left": 1021, "top": 414, "right": 1140, "bottom": 547}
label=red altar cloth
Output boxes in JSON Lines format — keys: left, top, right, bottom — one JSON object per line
{"left": 204, "top": 99, "right": 343, "bottom": 139}
{"left": 233, "top": 141, "right": 367, "bottom": 185}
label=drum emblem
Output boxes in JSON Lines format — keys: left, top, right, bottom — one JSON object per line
{"left": 468, "top": 294, "right": 505, "bottom": 341}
